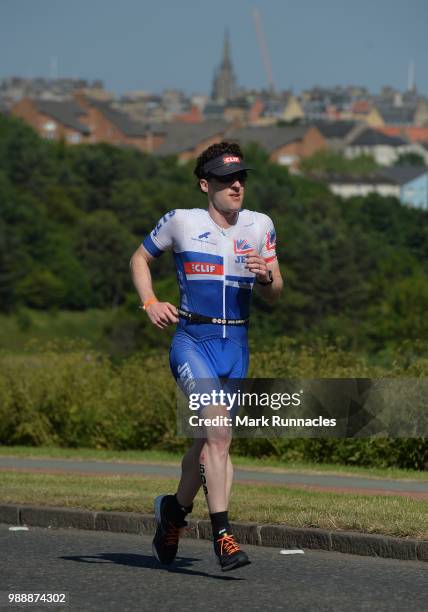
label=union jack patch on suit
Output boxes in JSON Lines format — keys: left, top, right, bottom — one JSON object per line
{"left": 266, "top": 229, "right": 276, "bottom": 251}
{"left": 234, "top": 239, "right": 253, "bottom": 254}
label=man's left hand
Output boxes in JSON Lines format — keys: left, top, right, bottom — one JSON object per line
{"left": 245, "top": 251, "right": 270, "bottom": 283}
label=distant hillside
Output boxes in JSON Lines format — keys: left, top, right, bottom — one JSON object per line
{"left": 1, "top": 115, "right": 427, "bottom": 355}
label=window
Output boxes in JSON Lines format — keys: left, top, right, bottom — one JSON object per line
{"left": 278, "top": 154, "right": 297, "bottom": 166}
{"left": 67, "top": 133, "right": 81, "bottom": 144}
{"left": 43, "top": 121, "right": 56, "bottom": 131}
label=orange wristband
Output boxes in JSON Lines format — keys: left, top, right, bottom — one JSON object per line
{"left": 140, "top": 297, "right": 158, "bottom": 311}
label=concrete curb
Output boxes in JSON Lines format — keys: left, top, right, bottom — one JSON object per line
{"left": 1, "top": 503, "right": 426, "bottom": 562}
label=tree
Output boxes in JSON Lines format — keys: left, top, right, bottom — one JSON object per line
{"left": 77, "top": 210, "right": 136, "bottom": 307}
{"left": 300, "top": 150, "right": 378, "bottom": 176}
{"left": 15, "top": 267, "right": 66, "bottom": 309}
{"left": 395, "top": 152, "right": 426, "bottom": 167}
{"left": 364, "top": 275, "right": 428, "bottom": 349}
{"left": 0, "top": 114, "right": 55, "bottom": 189}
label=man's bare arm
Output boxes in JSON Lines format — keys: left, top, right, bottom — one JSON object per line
{"left": 245, "top": 252, "right": 284, "bottom": 304}
{"left": 258, "top": 259, "right": 283, "bottom": 303}
{"left": 129, "top": 246, "right": 178, "bottom": 329}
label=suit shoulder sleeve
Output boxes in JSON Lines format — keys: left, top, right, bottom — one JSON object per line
{"left": 256, "top": 212, "right": 277, "bottom": 263}
{"left": 142, "top": 209, "right": 184, "bottom": 257}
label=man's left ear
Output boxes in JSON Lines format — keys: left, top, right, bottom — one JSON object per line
{"left": 199, "top": 178, "right": 209, "bottom": 193}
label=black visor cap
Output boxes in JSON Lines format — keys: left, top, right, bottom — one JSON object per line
{"left": 202, "top": 154, "right": 252, "bottom": 177}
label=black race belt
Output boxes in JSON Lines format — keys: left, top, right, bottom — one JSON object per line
{"left": 177, "top": 308, "right": 249, "bottom": 326}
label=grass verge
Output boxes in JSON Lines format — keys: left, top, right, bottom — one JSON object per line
{"left": 0, "top": 471, "right": 426, "bottom": 539}
{"left": 0, "top": 445, "right": 427, "bottom": 481}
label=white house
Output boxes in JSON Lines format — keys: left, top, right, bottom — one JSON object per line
{"left": 326, "top": 167, "right": 428, "bottom": 210}
{"left": 327, "top": 174, "right": 399, "bottom": 199}
{"left": 345, "top": 128, "right": 416, "bottom": 166}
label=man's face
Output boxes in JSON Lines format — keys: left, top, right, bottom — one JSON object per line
{"left": 200, "top": 171, "right": 247, "bottom": 214}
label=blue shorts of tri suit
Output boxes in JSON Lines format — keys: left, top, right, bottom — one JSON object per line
{"left": 169, "top": 331, "right": 249, "bottom": 387}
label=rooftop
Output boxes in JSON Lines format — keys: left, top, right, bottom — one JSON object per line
{"left": 154, "top": 121, "right": 228, "bottom": 155}
{"left": 33, "top": 99, "right": 90, "bottom": 134}
{"left": 313, "top": 120, "right": 359, "bottom": 140}
{"left": 228, "top": 125, "right": 310, "bottom": 153}
{"left": 349, "top": 128, "right": 407, "bottom": 147}
{"left": 324, "top": 166, "right": 428, "bottom": 186}
{"left": 378, "top": 166, "right": 428, "bottom": 185}
{"left": 86, "top": 99, "right": 149, "bottom": 137}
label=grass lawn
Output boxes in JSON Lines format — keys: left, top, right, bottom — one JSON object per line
{"left": 0, "top": 445, "right": 427, "bottom": 481}
{"left": 0, "top": 471, "right": 426, "bottom": 539}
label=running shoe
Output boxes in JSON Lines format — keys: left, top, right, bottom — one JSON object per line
{"left": 214, "top": 530, "right": 251, "bottom": 571}
{"left": 152, "top": 494, "right": 187, "bottom": 565}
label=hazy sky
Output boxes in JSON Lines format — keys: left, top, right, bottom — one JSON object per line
{"left": 2, "top": 0, "right": 427, "bottom": 96}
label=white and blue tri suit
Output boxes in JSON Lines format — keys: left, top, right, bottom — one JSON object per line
{"left": 142, "top": 208, "right": 277, "bottom": 388}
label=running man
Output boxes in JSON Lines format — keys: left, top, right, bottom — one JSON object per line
{"left": 130, "top": 142, "right": 283, "bottom": 571}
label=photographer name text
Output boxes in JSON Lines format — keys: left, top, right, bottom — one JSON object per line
{"left": 188, "top": 415, "right": 337, "bottom": 428}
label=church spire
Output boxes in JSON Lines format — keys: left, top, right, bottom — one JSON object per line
{"left": 211, "top": 30, "right": 237, "bottom": 103}
{"left": 222, "top": 29, "right": 232, "bottom": 68}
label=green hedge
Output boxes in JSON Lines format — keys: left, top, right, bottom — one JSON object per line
{"left": 0, "top": 340, "right": 427, "bottom": 469}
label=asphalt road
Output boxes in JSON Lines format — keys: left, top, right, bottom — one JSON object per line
{"left": 1, "top": 457, "right": 427, "bottom": 499}
{"left": 0, "top": 524, "right": 426, "bottom": 612}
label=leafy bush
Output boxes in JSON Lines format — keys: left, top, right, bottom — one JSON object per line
{"left": 1, "top": 341, "right": 426, "bottom": 469}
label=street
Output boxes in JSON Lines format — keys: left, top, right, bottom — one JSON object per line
{"left": 1, "top": 524, "right": 426, "bottom": 611}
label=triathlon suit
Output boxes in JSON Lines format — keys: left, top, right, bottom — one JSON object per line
{"left": 142, "top": 208, "right": 277, "bottom": 392}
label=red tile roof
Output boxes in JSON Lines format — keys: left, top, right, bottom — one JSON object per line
{"left": 376, "top": 126, "right": 428, "bottom": 142}
{"left": 351, "top": 100, "right": 371, "bottom": 114}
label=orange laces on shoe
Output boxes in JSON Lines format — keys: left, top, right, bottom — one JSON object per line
{"left": 217, "top": 533, "right": 240, "bottom": 555}
{"left": 165, "top": 522, "right": 180, "bottom": 546}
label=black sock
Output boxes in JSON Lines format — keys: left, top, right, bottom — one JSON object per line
{"left": 210, "top": 511, "right": 230, "bottom": 539}
{"left": 168, "top": 494, "right": 193, "bottom": 523}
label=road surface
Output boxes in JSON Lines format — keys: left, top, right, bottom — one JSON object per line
{"left": 1, "top": 524, "right": 426, "bottom": 612}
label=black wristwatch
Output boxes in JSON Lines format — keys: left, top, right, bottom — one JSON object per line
{"left": 257, "top": 270, "right": 273, "bottom": 286}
